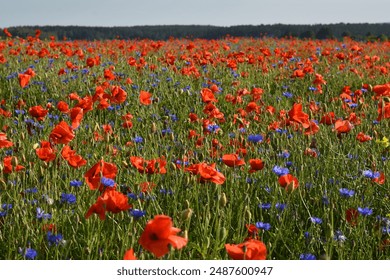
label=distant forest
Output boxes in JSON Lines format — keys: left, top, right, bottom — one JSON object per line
{"left": 2, "top": 23, "right": 390, "bottom": 41}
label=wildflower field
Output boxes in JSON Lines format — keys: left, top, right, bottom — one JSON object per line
{"left": 0, "top": 29, "right": 389, "bottom": 260}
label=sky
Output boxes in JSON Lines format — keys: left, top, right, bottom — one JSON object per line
{"left": 1, "top": 0, "right": 389, "bottom": 27}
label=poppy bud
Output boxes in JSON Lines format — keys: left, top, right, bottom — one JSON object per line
{"left": 181, "top": 208, "right": 193, "bottom": 220}
{"left": 221, "top": 227, "right": 228, "bottom": 239}
{"left": 151, "top": 122, "right": 157, "bottom": 133}
{"left": 219, "top": 192, "right": 227, "bottom": 207}
{"left": 245, "top": 206, "right": 252, "bottom": 221}
{"left": 183, "top": 230, "right": 188, "bottom": 240}
{"left": 12, "top": 156, "right": 18, "bottom": 167}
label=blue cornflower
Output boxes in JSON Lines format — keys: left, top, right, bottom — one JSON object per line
{"left": 247, "top": 134, "right": 263, "bottom": 143}
{"left": 127, "top": 193, "right": 138, "bottom": 200}
{"left": 362, "top": 170, "right": 380, "bottom": 179}
{"left": 357, "top": 207, "right": 373, "bottom": 216}
{"left": 207, "top": 124, "right": 220, "bottom": 133}
{"left": 24, "top": 248, "right": 37, "bottom": 260}
{"left": 129, "top": 209, "right": 146, "bottom": 219}
{"left": 228, "top": 132, "right": 236, "bottom": 138}
{"left": 382, "top": 227, "right": 390, "bottom": 235}
{"left": 259, "top": 203, "right": 272, "bottom": 210}
{"left": 133, "top": 136, "right": 143, "bottom": 143}
{"left": 310, "top": 217, "right": 322, "bottom": 224}
{"left": 339, "top": 188, "right": 355, "bottom": 198}
{"left": 1, "top": 203, "right": 12, "bottom": 210}
{"left": 282, "top": 92, "right": 293, "bottom": 98}
{"left": 275, "top": 203, "right": 287, "bottom": 211}
{"left": 333, "top": 230, "right": 347, "bottom": 242}
{"left": 161, "top": 128, "right": 173, "bottom": 135}
{"left": 299, "top": 253, "right": 316, "bottom": 260}
{"left": 60, "top": 193, "right": 76, "bottom": 204}
{"left": 255, "top": 222, "right": 271, "bottom": 231}
{"left": 101, "top": 177, "right": 115, "bottom": 187}
{"left": 70, "top": 180, "right": 83, "bottom": 187}
{"left": 278, "top": 150, "right": 290, "bottom": 159}
{"left": 36, "top": 208, "right": 51, "bottom": 220}
{"left": 272, "top": 165, "right": 289, "bottom": 176}
{"left": 47, "top": 231, "right": 63, "bottom": 246}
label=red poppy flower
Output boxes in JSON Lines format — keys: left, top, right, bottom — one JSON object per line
{"left": 85, "top": 188, "right": 131, "bottom": 220}
{"left": 35, "top": 140, "right": 56, "bottom": 162}
{"left": 198, "top": 162, "right": 226, "bottom": 184}
{"left": 84, "top": 160, "right": 118, "bottom": 191}
{"left": 304, "top": 120, "right": 320, "bottom": 135}
{"left": 104, "top": 68, "right": 115, "bottom": 80}
{"left": 123, "top": 248, "right": 137, "bottom": 260}
{"left": 248, "top": 158, "right": 265, "bottom": 173}
{"left": 139, "top": 215, "right": 188, "bottom": 258}
{"left": 69, "top": 107, "right": 84, "bottom": 129}
{"left": 28, "top": 105, "right": 48, "bottom": 121}
{"left": 222, "top": 154, "right": 245, "bottom": 168}
{"left": 61, "top": 145, "right": 87, "bottom": 168}
{"left": 372, "top": 172, "right": 385, "bottom": 185}
{"left": 288, "top": 103, "right": 310, "bottom": 128}
{"left": 2, "top": 156, "right": 13, "bottom": 174}
{"left": 140, "top": 90, "right": 152, "bottom": 105}
{"left": 278, "top": 174, "right": 299, "bottom": 190}
{"left": 320, "top": 112, "right": 336, "bottom": 125}
{"left": 2, "top": 156, "right": 24, "bottom": 174}
{"left": 57, "top": 101, "right": 69, "bottom": 113}
{"left": 0, "top": 132, "right": 13, "bottom": 148}
{"left": 110, "top": 86, "right": 127, "bottom": 104}
{"left": 201, "top": 88, "right": 218, "bottom": 103}
{"left": 49, "top": 121, "right": 75, "bottom": 145}
{"left": 334, "top": 119, "right": 353, "bottom": 134}
{"left": 18, "top": 73, "right": 32, "bottom": 88}
{"left": 346, "top": 208, "right": 359, "bottom": 226}
{"left": 372, "top": 83, "right": 390, "bottom": 98}
{"left": 225, "top": 239, "right": 267, "bottom": 260}
{"left": 130, "top": 156, "right": 167, "bottom": 174}
{"left": 139, "top": 181, "right": 157, "bottom": 193}
{"left": 377, "top": 101, "right": 390, "bottom": 121}
{"left": 3, "top": 28, "right": 12, "bottom": 37}
{"left": 356, "top": 132, "right": 372, "bottom": 143}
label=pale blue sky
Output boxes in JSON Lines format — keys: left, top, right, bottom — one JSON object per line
{"left": 1, "top": 0, "right": 389, "bottom": 27}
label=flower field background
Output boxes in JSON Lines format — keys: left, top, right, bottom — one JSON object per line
{"left": 0, "top": 30, "right": 389, "bottom": 260}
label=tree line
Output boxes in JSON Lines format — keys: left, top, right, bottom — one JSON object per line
{"left": 2, "top": 23, "right": 389, "bottom": 41}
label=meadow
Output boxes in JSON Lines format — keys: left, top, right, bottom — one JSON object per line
{"left": 0, "top": 29, "right": 389, "bottom": 260}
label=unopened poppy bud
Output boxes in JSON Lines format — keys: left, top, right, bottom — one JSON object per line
{"left": 181, "top": 208, "right": 193, "bottom": 220}
{"left": 151, "top": 122, "right": 157, "bottom": 133}
{"left": 219, "top": 192, "right": 227, "bottom": 207}
{"left": 221, "top": 227, "right": 227, "bottom": 239}
{"left": 319, "top": 254, "right": 330, "bottom": 260}
{"left": 183, "top": 230, "right": 188, "bottom": 240}
{"left": 245, "top": 206, "right": 252, "bottom": 220}
{"left": 12, "top": 156, "right": 18, "bottom": 167}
